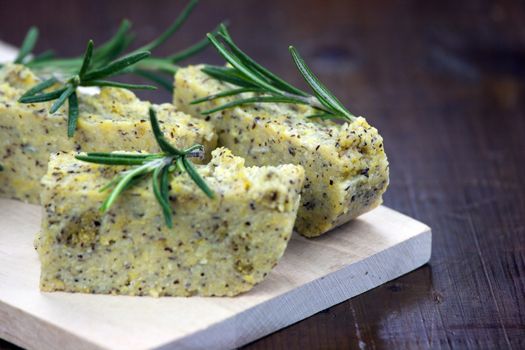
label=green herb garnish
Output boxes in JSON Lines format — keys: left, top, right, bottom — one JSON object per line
{"left": 192, "top": 24, "right": 356, "bottom": 122}
{"left": 13, "top": 26, "right": 39, "bottom": 65}
{"left": 15, "top": 0, "right": 222, "bottom": 92}
{"left": 75, "top": 107, "right": 214, "bottom": 228}
{"left": 17, "top": 40, "right": 154, "bottom": 137}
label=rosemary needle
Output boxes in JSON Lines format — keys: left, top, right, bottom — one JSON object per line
{"left": 13, "top": 26, "right": 38, "bottom": 64}
{"left": 193, "top": 24, "right": 356, "bottom": 123}
{"left": 75, "top": 107, "right": 214, "bottom": 228}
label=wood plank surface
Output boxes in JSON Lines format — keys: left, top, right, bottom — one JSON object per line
{"left": 1, "top": 0, "right": 524, "bottom": 348}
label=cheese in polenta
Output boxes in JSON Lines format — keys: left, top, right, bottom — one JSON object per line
{"left": 0, "top": 63, "right": 217, "bottom": 203}
{"left": 37, "top": 148, "right": 304, "bottom": 297}
{"left": 174, "top": 65, "right": 389, "bottom": 237}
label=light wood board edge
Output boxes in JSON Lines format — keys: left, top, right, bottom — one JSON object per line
{"left": 0, "top": 40, "right": 17, "bottom": 62}
{"left": 159, "top": 228, "right": 432, "bottom": 350}
{"left": 0, "top": 306, "right": 105, "bottom": 350}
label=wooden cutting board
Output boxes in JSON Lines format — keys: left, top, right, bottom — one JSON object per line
{"left": 0, "top": 41, "right": 431, "bottom": 350}
{"left": 0, "top": 200, "right": 431, "bottom": 350}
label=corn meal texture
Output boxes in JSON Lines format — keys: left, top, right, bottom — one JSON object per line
{"left": 38, "top": 148, "right": 305, "bottom": 297}
{"left": 174, "top": 65, "right": 389, "bottom": 237}
{"left": 0, "top": 64, "right": 217, "bottom": 204}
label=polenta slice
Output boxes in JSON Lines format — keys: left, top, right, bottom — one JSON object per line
{"left": 0, "top": 64, "right": 217, "bottom": 203}
{"left": 174, "top": 65, "right": 389, "bottom": 237}
{"left": 38, "top": 148, "right": 304, "bottom": 297}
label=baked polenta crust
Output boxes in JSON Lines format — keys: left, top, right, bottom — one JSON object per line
{"left": 37, "top": 148, "right": 304, "bottom": 296}
{"left": 174, "top": 65, "right": 389, "bottom": 237}
{"left": 0, "top": 64, "right": 217, "bottom": 203}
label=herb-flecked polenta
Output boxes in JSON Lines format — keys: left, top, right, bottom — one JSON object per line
{"left": 174, "top": 65, "right": 389, "bottom": 237}
{"left": 38, "top": 148, "right": 305, "bottom": 297}
{"left": 0, "top": 64, "right": 217, "bottom": 204}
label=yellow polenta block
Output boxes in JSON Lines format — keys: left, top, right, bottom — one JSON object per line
{"left": 38, "top": 148, "right": 304, "bottom": 297}
{"left": 174, "top": 65, "right": 389, "bottom": 237}
{"left": 0, "top": 64, "right": 217, "bottom": 203}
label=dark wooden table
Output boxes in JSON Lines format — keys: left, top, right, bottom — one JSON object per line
{"left": 1, "top": 0, "right": 524, "bottom": 348}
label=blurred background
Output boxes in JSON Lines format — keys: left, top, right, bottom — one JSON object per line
{"left": 0, "top": 0, "right": 524, "bottom": 349}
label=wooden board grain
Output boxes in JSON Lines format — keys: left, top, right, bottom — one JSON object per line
{"left": 0, "top": 40, "right": 431, "bottom": 350}
{"left": 0, "top": 199, "right": 431, "bottom": 350}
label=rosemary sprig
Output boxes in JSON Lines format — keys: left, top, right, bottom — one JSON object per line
{"left": 18, "top": 0, "right": 221, "bottom": 92}
{"left": 75, "top": 107, "right": 214, "bottom": 228}
{"left": 18, "top": 40, "right": 155, "bottom": 137}
{"left": 192, "top": 24, "right": 356, "bottom": 122}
